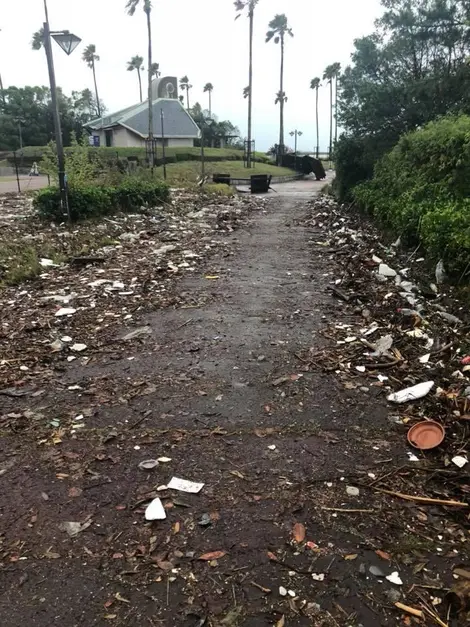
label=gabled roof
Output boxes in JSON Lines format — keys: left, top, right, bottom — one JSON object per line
{"left": 85, "top": 98, "right": 200, "bottom": 139}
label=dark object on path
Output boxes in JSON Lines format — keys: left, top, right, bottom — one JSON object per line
{"left": 407, "top": 420, "right": 445, "bottom": 450}
{"left": 251, "top": 174, "right": 272, "bottom": 194}
{"left": 280, "top": 154, "right": 326, "bottom": 180}
{"left": 213, "top": 173, "right": 231, "bottom": 185}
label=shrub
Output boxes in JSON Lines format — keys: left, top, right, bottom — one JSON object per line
{"left": 34, "top": 179, "right": 170, "bottom": 222}
{"left": 353, "top": 114, "right": 470, "bottom": 277}
{"left": 202, "top": 183, "right": 234, "bottom": 197}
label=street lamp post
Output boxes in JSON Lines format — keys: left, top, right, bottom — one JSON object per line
{"left": 160, "top": 109, "right": 167, "bottom": 180}
{"left": 43, "top": 0, "right": 81, "bottom": 222}
{"left": 289, "top": 130, "right": 303, "bottom": 158}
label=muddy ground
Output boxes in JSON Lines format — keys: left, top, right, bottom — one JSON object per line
{"left": 0, "top": 179, "right": 468, "bottom": 627}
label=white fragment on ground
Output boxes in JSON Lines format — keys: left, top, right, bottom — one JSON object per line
{"left": 312, "top": 573, "right": 325, "bottom": 581}
{"left": 452, "top": 456, "right": 468, "bottom": 469}
{"left": 268, "top": 444, "right": 277, "bottom": 450}
{"left": 279, "top": 586, "right": 287, "bottom": 597}
{"left": 346, "top": 486, "right": 360, "bottom": 496}
{"left": 70, "top": 343, "right": 87, "bottom": 352}
{"left": 167, "top": 477, "right": 204, "bottom": 493}
{"left": 55, "top": 307, "right": 76, "bottom": 317}
{"left": 145, "top": 497, "right": 166, "bottom": 521}
{"left": 386, "top": 572, "right": 403, "bottom": 585}
{"left": 157, "top": 457, "right": 172, "bottom": 463}
{"left": 387, "top": 381, "right": 434, "bottom": 404}
{"left": 378, "top": 263, "right": 397, "bottom": 277}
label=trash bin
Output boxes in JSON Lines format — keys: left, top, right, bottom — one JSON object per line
{"left": 213, "top": 173, "right": 231, "bottom": 185}
{"left": 250, "top": 174, "right": 270, "bottom": 193}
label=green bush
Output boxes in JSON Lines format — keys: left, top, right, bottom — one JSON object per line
{"left": 202, "top": 183, "right": 234, "bottom": 197}
{"left": 352, "top": 114, "right": 470, "bottom": 277}
{"left": 34, "top": 179, "right": 170, "bottom": 222}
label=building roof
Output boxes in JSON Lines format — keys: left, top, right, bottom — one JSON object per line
{"left": 85, "top": 98, "right": 200, "bottom": 139}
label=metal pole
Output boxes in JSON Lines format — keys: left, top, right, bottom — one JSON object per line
{"left": 201, "top": 124, "right": 205, "bottom": 180}
{"left": 43, "top": 17, "right": 70, "bottom": 221}
{"left": 18, "top": 122, "right": 23, "bottom": 151}
{"left": 160, "top": 109, "right": 167, "bottom": 180}
{"left": 294, "top": 131, "right": 297, "bottom": 158}
{"left": 13, "top": 151, "right": 21, "bottom": 193}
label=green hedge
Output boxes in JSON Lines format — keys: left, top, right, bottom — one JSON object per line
{"left": 34, "top": 179, "right": 170, "bottom": 222}
{"left": 353, "top": 114, "right": 470, "bottom": 277}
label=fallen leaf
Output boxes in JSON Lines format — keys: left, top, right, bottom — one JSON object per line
{"left": 173, "top": 521, "right": 180, "bottom": 534}
{"left": 230, "top": 470, "right": 245, "bottom": 480}
{"left": 276, "top": 616, "right": 285, "bottom": 627}
{"left": 267, "top": 551, "right": 278, "bottom": 561}
{"left": 344, "top": 554, "right": 358, "bottom": 560}
{"left": 199, "top": 551, "right": 226, "bottom": 561}
{"left": 104, "top": 615, "right": 117, "bottom": 620}
{"left": 292, "top": 522, "right": 306, "bottom": 543}
{"left": 376, "top": 549, "right": 391, "bottom": 561}
{"left": 103, "top": 600, "right": 114, "bottom": 609}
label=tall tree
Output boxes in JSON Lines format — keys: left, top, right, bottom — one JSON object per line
{"left": 31, "top": 27, "right": 45, "bottom": 50}
{"left": 323, "top": 63, "right": 340, "bottom": 158}
{"left": 82, "top": 44, "right": 101, "bottom": 117}
{"left": 179, "top": 76, "right": 192, "bottom": 109}
{"left": 126, "top": 0, "right": 154, "bottom": 164}
{"left": 235, "top": 0, "right": 259, "bottom": 169}
{"left": 266, "top": 13, "right": 293, "bottom": 163}
{"left": 203, "top": 83, "right": 214, "bottom": 117}
{"left": 331, "top": 62, "right": 341, "bottom": 146}
{"left": 310, "top": 77, "right": 321, "bottom": 158}
{"left": 150, "top": 62, "right": 161, "bottom": 78}
{"left": 127, "top": 55, "right": 145, "bottom": 102}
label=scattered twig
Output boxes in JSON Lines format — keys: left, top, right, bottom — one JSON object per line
{"left": 394, "top": 602, "right": 423, "bottom": 618}
{"left": 322, "top": 507, "right": 374, "bottom": 513}
{"left": 371, "top": 486, "right": 468, "bottom": 507}
{"left": 176, "top": 318, "right": 193, "bottom": 330}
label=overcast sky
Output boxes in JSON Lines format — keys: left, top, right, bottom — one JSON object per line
{"left": 1, "top": 0, "right": 383, "bottom": 151}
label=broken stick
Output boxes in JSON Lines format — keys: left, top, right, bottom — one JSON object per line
{"left": 373, "top": 487, "right": 468, "bottom": 507}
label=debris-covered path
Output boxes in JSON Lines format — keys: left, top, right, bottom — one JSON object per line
{"left": 0, "top": 181, "right": 468, "bottom": 627}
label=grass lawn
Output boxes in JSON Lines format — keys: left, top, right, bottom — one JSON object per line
{"left": 154, "top": 160, "right": 295, "bottom": 182}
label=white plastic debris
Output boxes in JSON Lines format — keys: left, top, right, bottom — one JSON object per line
{"left": 356, "top": 366, "right": 366, "bottom": 373}
{"left": 419, "top": 354, "right": 431, "bottom": 364}
{"left": 145, "top": 497, "right": 166, "bottom": 521}
{"left": 40, "top": 258, "right": 54, "bottom": 267}
{"left": 437, "top": 311, "right": 462, "bottom": 325}
{"left": 346, "top": 486, "right": 359, "bottom": 496}
{"left": 407, "top": 452, "right": 419, "bottom": 462}
{"left": 378, "top": 264, "right": 397, "bottom": 278}
{"left": 452, "top": 456, "right": 468, "bottom": 469}
{"left": 71, "top": 343, "right": 87, "bottom": 352}
{"left": 372, "top": 255, "right": 383, "bottom": 264}
{"left": 55, "top": 307, "right": 76, "bottom": 317}
{"left": 386, "top": 571, "right": 403, "bottom": 585}
{"left": 371, "top": 335, "right": 393, "bottom": 356}
{"left": 387, "top": 381, "right": 434, "bottom": 404}
{"left": 157, "top": 457, "right": 172, "bottom": 463}
{"left": 279, "top": 586, "right": 287, "bottom": 597}
{"left": 312, "top": 573, "right": 325, "bottom": 581}
{"left": 268, "top": 444, "right": 277, "bottom": 450}
{"left": 288, "top": 590, "right": 296, "bottom": 598}
{"left": 167, "top": 477, "right": 204, "bottom": 493}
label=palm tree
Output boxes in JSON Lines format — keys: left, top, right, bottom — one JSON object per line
{"left": 310, "top": 77, "right": 321, "bottom": 158}
{"left": 82, "top": 44, "right": 101, "bottom": 117}
{"left": 323, "top": 63, "right": 341, "bottom": 159}
{"left": 203, "top": 83, "right": 214, "bottom": 117}
{"left": 266, "top": 14, "right": 293, "bottom": 163}
{"left": 179, "top": 76, "right": 192, "bottom": 109}
{"left": 150, "top": 62, "right": 161, "bottom": 78}
{"left": 332, "top": 63, "right": 341, "bottom": 146}
{"left": 235, "top": 0, "right": 259, "bottom": 169}
{"left": 127, "top": 55, "right": 145, "bottom": 102}
{"left": 31, "top": 27, "right": 45, "bottom": 50}
{"left": 126, "top": 0, "right": 154, "bottom": 164}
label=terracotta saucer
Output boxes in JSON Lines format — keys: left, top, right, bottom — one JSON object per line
{"left": 407, "top": 421, "right": 445, "bottom": 450}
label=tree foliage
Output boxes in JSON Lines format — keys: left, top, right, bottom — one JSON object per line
{"left": 336, "top": 0, "right": 470, "bottom": 199}
{"left": 0, "top": 86, "right": 103, "bottom": 151}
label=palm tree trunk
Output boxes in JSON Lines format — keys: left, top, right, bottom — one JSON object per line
{"left": 334, "top": 75, "right": 338, "bottom": 146}
{"left": 137, "top": 68, "right": 143, "bottom": 102}
{"left": 92, "top": 61, "right": 101, "bottom": 117}
{"left": 146, "top": 7, "right": 154, "bottom": 168}
{"left": 329, "top": 80, "right": 333, "bottom": 160}
{"left": 278, "top": 34, "right": 285, "bottom": 165}
{"left": 315, "top": 87, "right": 319, "bottom": 158}
{"left": 247, "top": 5, "right": 254, "bottom": 168}
{"left": 208, "top": 91, "right": 212, "bottom": 117}
{"left": 0, "top": 72, "right": 5, "bottom": 107}
{"left": 186, "top": 89, "right": 189, "bottom": 110}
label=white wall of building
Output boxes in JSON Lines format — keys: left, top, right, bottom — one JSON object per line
{"left": 92, "top": 128, "right": 195, "bottom": 149}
